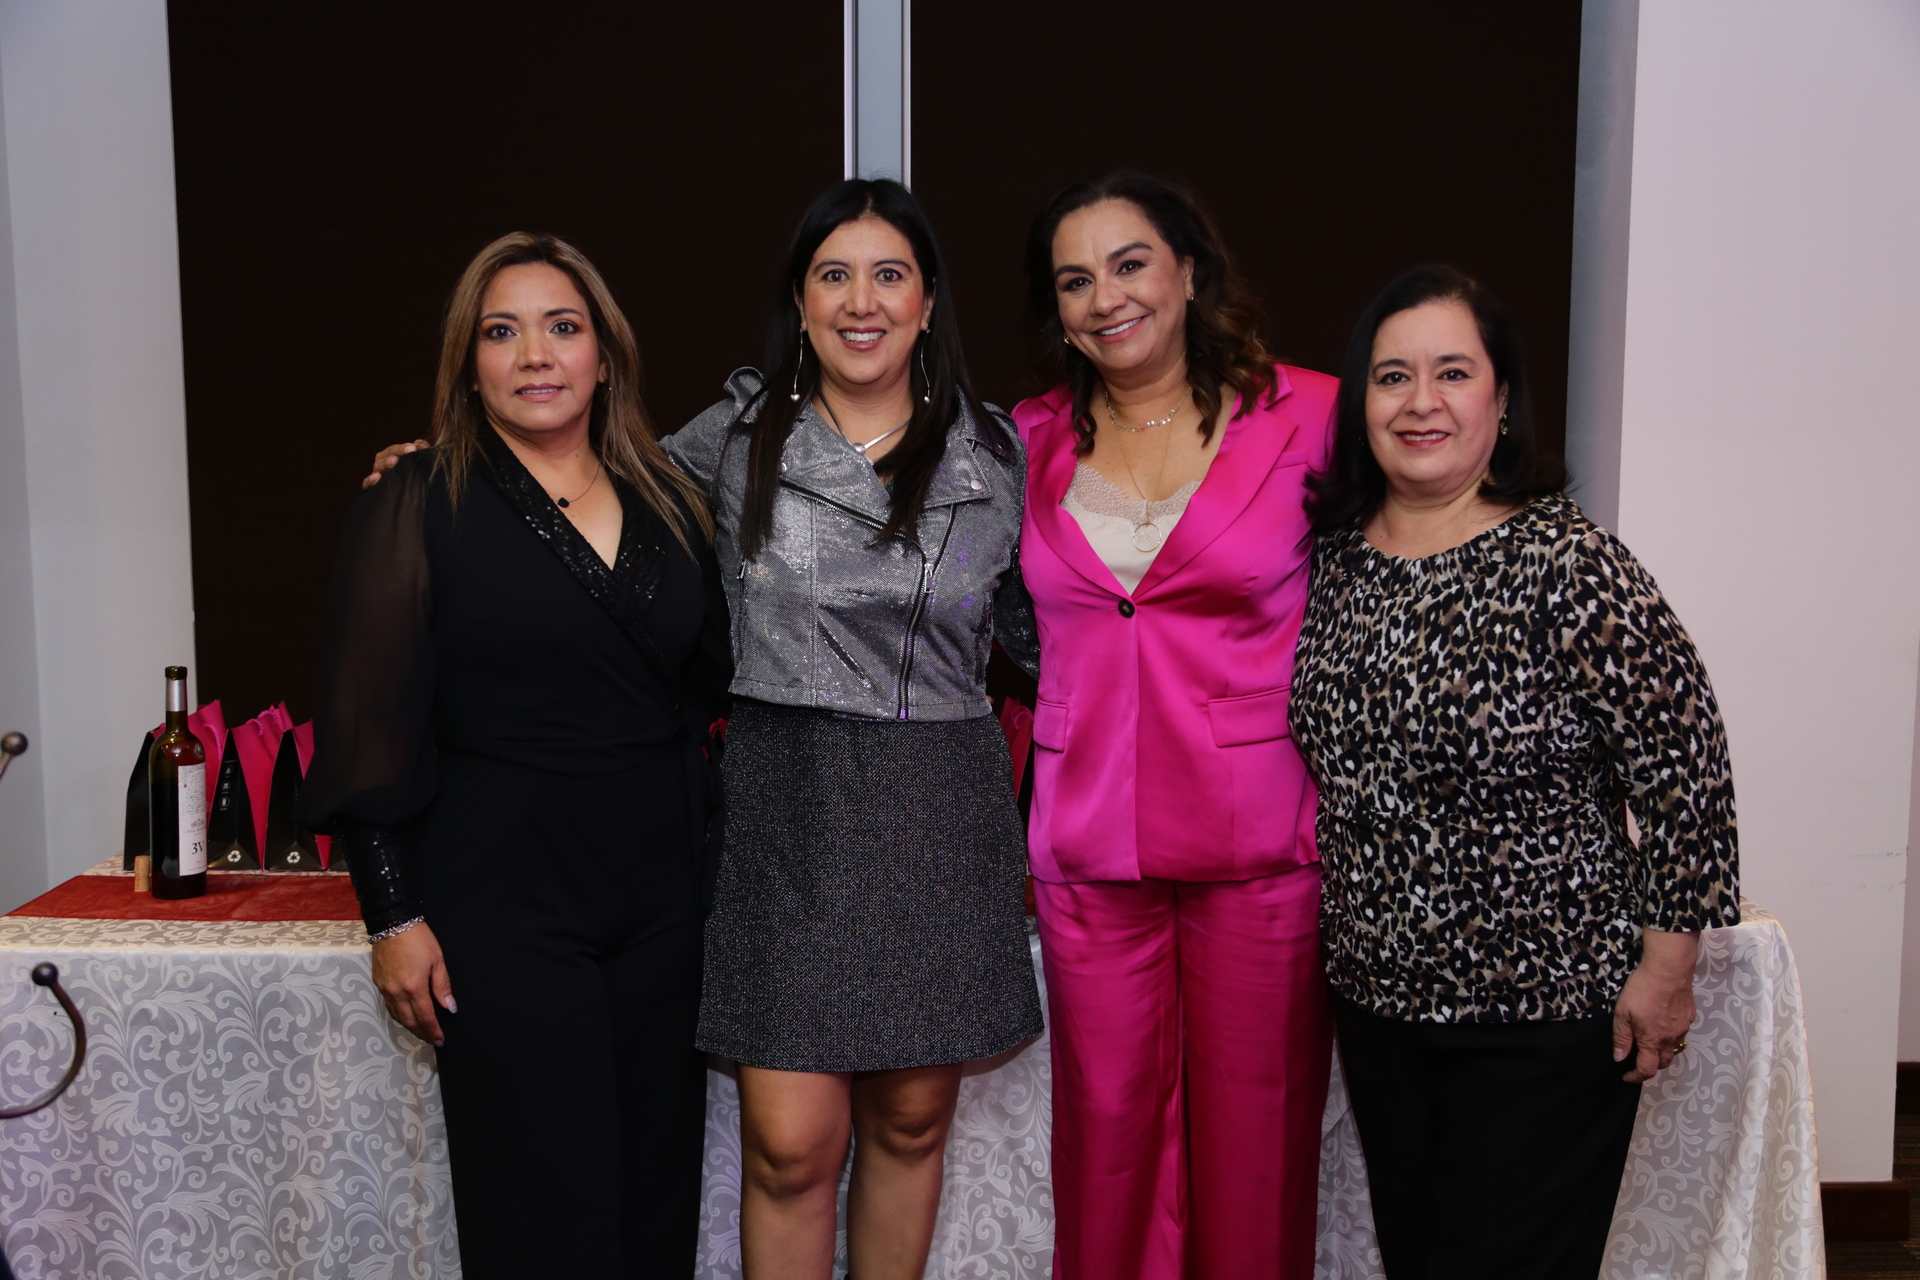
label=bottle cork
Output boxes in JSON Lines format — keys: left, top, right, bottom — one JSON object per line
{"left": 132, "top": 855, "right": 151, "bottom": 893}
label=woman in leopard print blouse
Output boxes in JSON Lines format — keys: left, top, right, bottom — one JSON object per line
{"left": 1289, "top": 266, "right": 1739, "bottom": 1280}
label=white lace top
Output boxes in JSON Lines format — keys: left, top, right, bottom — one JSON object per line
{"left": 1061, "top": 463, "right": 1202, "bottom": 594}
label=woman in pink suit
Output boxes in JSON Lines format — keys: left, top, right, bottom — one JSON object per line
{"left": 1012, "top": 171, "right": 1334, "bottom": 1280}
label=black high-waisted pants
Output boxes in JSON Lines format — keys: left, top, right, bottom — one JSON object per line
{"left": 414, "top": 746, "right": 706, "bottom": 1280}
{"left": 1333, "top": 998, "right": 1643, "bottom": 1280}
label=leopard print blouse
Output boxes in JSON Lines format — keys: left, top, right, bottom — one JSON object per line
{"left": 1289, "top": 495, "right": 1740, "bottom": 1024}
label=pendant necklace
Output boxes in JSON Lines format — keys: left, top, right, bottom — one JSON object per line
{"left": 1117, "top": 409, "right": 1180, "bottom": 554}
{"left": 819, "top": 397, "right": 910, "bottom": 458}
{"left": 552, "top": 462, "right": 601, "bottom": 509}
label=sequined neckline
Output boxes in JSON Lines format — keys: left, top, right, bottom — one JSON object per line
{"left": 479, "top": 428, "right": 672, "bottom": 672}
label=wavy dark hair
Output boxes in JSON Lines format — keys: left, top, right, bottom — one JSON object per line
{"left": 1303, "top": 264, "right": 1565, "bottom": 535}
{"left": 734, "top": 178, "right": 1000, "bottom": 560}
{"left": 1024, "top": 171, "right": 1276, "bottom": 455}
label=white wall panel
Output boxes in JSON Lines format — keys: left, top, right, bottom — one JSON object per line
{"left": 0, "top": 0, "right": 195, "bottom": 903}
{"left": 1607, "top": 0, "right": 1920, "bottom": 1181}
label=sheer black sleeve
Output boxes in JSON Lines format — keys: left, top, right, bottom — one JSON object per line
{"left": 302, "top": 453, "right": 438, "bottom": 935}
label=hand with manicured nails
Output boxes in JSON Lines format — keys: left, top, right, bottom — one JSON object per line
{"left": 371, "top": 923, "right": 456, "bottom": 1047}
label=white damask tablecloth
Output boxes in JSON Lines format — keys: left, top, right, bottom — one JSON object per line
{"left": 0, "top": 915, "right": 455, "bottom": 1280}
{"left": 697, "top": 903, "right": 1825, "bottom": 1280}
{"left": 0, "top": 899, "right": 1819, "bottom": 1279}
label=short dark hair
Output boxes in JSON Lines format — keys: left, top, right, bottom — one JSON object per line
{"left": 736, "top": 178, "right": 1000, "bottom": 560}
{"left": 1024, "top": 172, "right": 1276, "bottom": 455}
{"left": 1304, "top": 264, "right": 1564, "bottom": 535}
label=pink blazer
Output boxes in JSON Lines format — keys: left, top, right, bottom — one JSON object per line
{"left": 1012, "top": 365, "right": 1337, "bottom": 884}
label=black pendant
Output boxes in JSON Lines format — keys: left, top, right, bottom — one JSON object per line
{"left": 556, "top": 497, "right": 569, "bottom": 508}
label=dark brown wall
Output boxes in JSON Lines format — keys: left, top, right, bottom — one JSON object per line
{"left": 913, "top": 1, "right": 1582, "bottom": 438}
{"left": 172, "top": 1, "right": 1581, "bottom": 723}
{"left": 169, "top": 2, "right": 841, "bottom": 722}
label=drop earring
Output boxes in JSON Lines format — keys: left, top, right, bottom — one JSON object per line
{"left": 790, "top": 334, "right": 806, "bottom": 402}
{"left": 918, "top": 332, "right": 931, "bottom": 404}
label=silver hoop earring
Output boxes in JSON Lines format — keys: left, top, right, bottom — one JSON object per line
{"left": 918, "top": 334, "right": 931, "bottom": 405}
{"left": 790, "top": 339, "right": 805, "bottom": 403}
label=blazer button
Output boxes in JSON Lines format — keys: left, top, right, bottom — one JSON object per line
{"left": 1117, "top": 599, "right": 1136, "bottom": 618}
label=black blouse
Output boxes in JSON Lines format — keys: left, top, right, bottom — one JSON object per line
{"left": 1289, "top": 495, "right": 1740, "bottom": 1024}
{"left": 303, "top": 432, "right": 730, "bottom": 934}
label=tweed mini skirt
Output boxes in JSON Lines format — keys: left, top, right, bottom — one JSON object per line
{"left": 697, "top": 700, "right": 1044, "bottom": 1073}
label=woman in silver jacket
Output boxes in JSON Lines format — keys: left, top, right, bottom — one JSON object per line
{"left": 667, "top": 179, "right": 1041, "bottom": 1280}
{"left": 363, "top": 180, "right": 1039, "bottom": 1278}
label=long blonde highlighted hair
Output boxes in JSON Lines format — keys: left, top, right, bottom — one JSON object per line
{"left": 430, "top": 232, "right": 712, "bottom": 549}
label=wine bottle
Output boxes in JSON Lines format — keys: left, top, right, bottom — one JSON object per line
{"left": 149, "top": 666, "right": 208, "bottom": 900}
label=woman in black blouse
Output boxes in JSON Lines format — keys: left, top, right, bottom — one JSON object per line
{"left": 303, "top": 233, "right": 729, "bottom": 1279}
{"left": 1289, "top": 265, "right": 1740, "bottom": 1279}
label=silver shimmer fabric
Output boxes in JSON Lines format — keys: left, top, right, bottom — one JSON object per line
{"left": 696, "top": 701, "right": 1043, "bottom": 1072}
{"left": 664, "top": 368, "right": 1039, "bottom": 722}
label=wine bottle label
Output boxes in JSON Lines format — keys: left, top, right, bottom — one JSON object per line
{"left": 177, "top": 763, "right": 207, "bottom": 877}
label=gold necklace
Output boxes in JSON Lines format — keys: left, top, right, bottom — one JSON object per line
{"left": 1116, "top": 416, "right": 1179, "bottom": 554}
{"left": 1104, "top": 386, "right": 1191, "bottom": 432}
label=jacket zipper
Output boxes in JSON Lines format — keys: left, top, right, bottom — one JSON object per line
{"left": 896, "top": 509, "right": 957, "bottom": 720}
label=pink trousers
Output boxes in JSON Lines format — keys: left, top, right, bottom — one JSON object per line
{"left": 1033, "top": 865, "right": 1332, "bottom": 1280}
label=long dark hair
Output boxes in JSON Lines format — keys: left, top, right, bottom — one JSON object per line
{"left": 735, "top": 178, "right": 992, "bottom": 560}
{"left": 1303, "top": 264, "right": 1565, "bottom": 535}
{"left": 1024, "top": 171, "right": 1276, "bottom": 455}
{"left": 431, "top": 232, "right": 711, "bottom": 547}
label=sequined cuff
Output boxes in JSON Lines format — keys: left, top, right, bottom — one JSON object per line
{"left": 367, "top": 917, "right": 425, "bottom": 944}
{"left": 335, "top": 819, "right": 422, "bottom": 938}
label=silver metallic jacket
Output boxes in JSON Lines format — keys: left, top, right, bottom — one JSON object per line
{"left": 664, "top": 369, "right": 1039, "bottom": 722}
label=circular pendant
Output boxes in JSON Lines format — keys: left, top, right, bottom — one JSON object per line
{"left": 1132, "top": 522, "right": 1165, "bottom": 553}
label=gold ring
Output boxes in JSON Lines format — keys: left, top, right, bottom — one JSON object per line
{"left": 1673, "top": 1041, "right": 1688, "bottom": 1053}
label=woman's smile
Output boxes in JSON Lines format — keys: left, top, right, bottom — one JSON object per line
{"left": 1091, "top": 315, "right": 1145, "bottom": 343}
{"left": 836, "top": 326, "right": 886, "bottom": 350}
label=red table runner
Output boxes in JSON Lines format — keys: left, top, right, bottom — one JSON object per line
{"left": 8, "top": 873, "right": 362, "bottom": 922}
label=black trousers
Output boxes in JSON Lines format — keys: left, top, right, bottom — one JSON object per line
{"left": 416, "top": 749, "right": 708, "bottom": 1280}
{"left": 1332, "top": 999, "right": 1642, "bottom": 1280}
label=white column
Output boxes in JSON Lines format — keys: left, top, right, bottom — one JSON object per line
{"left": 1564, "top": 0, "right": 1639, "bottom": 533}
{"left": 0, "top": 0, "right": 195, "bottom": 906}
{"left": 1569, "top": 0, "right": 1920, "bottom": 1181}
{"left": 847, "top": 0, "right": 910, "bottom": 183}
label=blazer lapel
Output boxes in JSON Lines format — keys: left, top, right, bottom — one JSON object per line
{"left": 1027, "top": 400, "right": 1130, "bottom": 596}
{"left": 1134, "top": 375, "right": 1304, "bottom": 599}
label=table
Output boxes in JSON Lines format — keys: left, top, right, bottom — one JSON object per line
{"left": 0, "top": 864, "right": 456, "bottom": 1280}
{"left": 696, "top": 903, "right": 1825, "bottom": 1280}
{"left": 0, "top": 878, "right": 1821, "bottom": 1280}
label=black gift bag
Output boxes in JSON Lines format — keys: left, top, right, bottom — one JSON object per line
{"left": 120, "top": 735, "right": 152, "bottom": 871}
{"left": 205, "top": 730, "right": 259, "bottom": 870}
{"left": 260, "top": 731, "right": 323, "bottom": 871}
